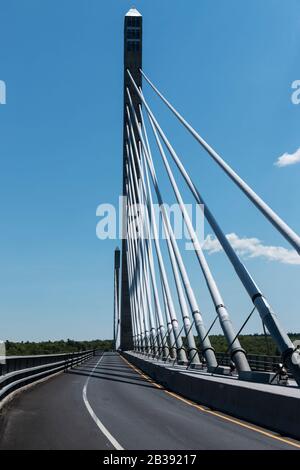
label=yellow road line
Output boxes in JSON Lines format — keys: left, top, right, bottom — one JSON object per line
{"left": 120, "top": 354, "right": 300, "bottom": 450}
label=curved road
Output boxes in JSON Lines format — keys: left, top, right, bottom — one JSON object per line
{"left": 0, "top": 352, "right": 299, "bottom": 450}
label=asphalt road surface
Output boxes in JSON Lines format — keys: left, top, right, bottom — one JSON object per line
{"left": 0, "top": 352, "right": 298, "bottom": 450}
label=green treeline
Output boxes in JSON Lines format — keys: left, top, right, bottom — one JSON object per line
{"left": 199, "top": 333, "right": 300, "bottom": 356}
{"left": 4, "top": 333, "right": 300, "bottom": 357}
{"left": 5, "top": 339, "right": 113, "bottom": 356}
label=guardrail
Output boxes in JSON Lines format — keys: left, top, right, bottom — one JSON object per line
{"left": 0, "top": 350, "right": 96, "bottom": 402}
{"left": 215, "top": 352, "right": 281, "bottom": 372}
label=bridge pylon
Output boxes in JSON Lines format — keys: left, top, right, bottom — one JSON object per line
{"left": 120, "top": 8, "right": 143, "bottom": 351}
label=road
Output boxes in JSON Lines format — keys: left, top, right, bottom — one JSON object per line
{"left": 0, "top": 352, "right": 298, "bottom": 450}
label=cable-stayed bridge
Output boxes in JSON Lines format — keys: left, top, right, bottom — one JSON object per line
{"left": 0, "top": 8, "right": 300, "bottom": 451}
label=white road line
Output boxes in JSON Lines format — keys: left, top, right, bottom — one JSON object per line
{"left": 82, "top": 352, "right": 124, "bottom": 450}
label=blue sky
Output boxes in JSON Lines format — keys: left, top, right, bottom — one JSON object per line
{"left": 0, "top": 0, "right": 299, "bottom": 341}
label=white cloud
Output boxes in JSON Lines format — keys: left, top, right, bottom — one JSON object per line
{"left": 202, "top": 233, "right": 300, "bottom": 265}
{"left": 202, "top": 234, "right": 223, "bottom": 253}
{"left": 274, "top": 147, "right": 300, "bottom": 167}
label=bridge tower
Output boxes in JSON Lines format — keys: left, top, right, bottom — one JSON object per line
{"left": 120, "top": 8, "right": 143, "bottom": 350}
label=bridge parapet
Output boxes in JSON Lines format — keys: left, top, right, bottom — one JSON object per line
{"left": 0, "top": 350, "right": 97, "bottom": 403}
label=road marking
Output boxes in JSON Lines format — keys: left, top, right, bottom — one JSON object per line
{"left": 121, "top": 354, "right": 300, "bottom": 449}
{"left": 82, "top": 353, "right": 124, "bottom": 451}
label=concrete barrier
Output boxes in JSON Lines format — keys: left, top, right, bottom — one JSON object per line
{"left": 123, "top": 351, "right": 300, "bottom": 440}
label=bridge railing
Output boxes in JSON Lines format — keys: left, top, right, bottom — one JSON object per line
{"left": 215, "top": 352, "right": 281, "bottom": 372}
{"left": 0, "top": 349, "right": 96, "bottom": 402}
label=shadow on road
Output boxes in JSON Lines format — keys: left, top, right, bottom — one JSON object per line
{"left": 67, "top": 357, "right": 159, "bottom": 390}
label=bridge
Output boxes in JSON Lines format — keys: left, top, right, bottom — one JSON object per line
{"left": 0, "top": 8, "right": 300, "bottom": 451}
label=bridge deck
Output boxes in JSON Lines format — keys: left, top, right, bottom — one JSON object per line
{"left": 0, "top": 352, "right": 298, "bottom": 450}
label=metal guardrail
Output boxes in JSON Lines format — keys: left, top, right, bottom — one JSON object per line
{"left": 215, "top": 352, "right": 281, "bottom": 372}
{"left": 0, "top": 350, "right": 96, "bottom": 402}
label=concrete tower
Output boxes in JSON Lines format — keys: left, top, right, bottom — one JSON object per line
{"left": 120, "top": 8, "right": 143, "bottom": 350}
